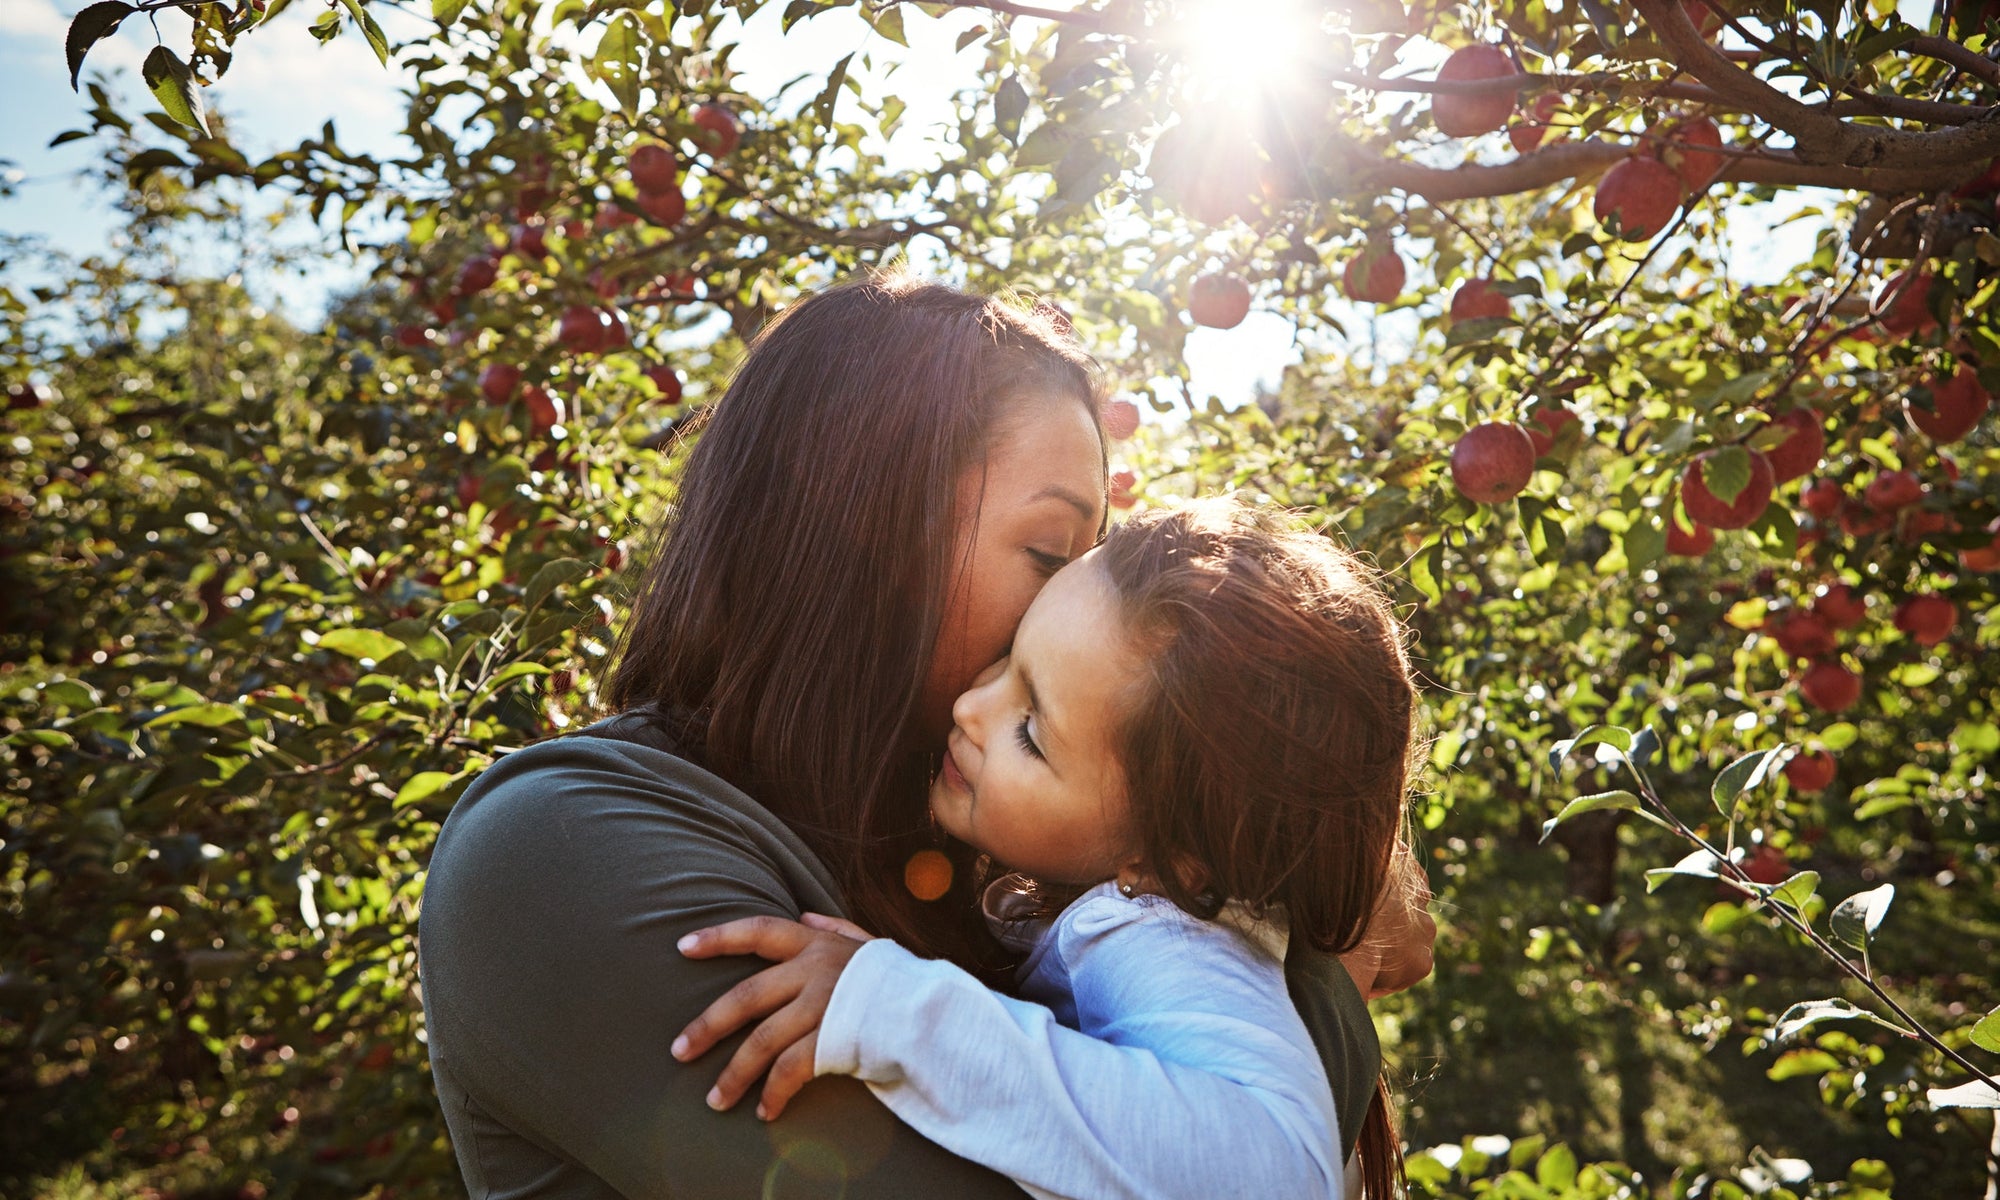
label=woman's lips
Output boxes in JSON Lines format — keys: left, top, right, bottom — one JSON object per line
{"left": 939, "top": 743, "right": 969, "bottom": 792}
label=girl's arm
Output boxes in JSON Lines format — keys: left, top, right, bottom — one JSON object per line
{"left": 676, "top": 895, "right": 1342, "bottom": 1200}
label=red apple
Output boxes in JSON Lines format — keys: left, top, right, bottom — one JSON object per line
{"left": 1658, "top": 116, "right": 1726, "bottom": 195}
{"left": 644, "top": 366, "right": 683, "bottom": 405}
{"left": 691, "top": 104, "right": 742, "bottom": 157}
{"left": 479, "top": 363, "right": 523, "bottom": 406}
{"left": 1952, "top": 157, "right": 2000, "bottom": 199}
{"left": 513, "top": 222, "right": 549, "bottom": 260}
{"left": 1508, "top": 93, "right": 1561, "bottom": 154}
{"left": 1524, "top": 407, "right": 1579, "bottom": 457}
{"left": 1666, "top": 516, "right": 1714, "bottom": 556}
{"left": 456, "top": 469, "right": 482, "bottom": 509}
{"left": 630, "top": 141, "right": 679, "bottom": 195}
{"left": 1812, "top": 583, "right": 1866, "bottom": 630}
{"left": 638, "top": 188, "right": 687, "bottom": 229}
{"left": 1188, "top": 272, "right": 1252, "bottom": 329}
{"left": 1905, "top": 366, "right": 1990, "bottom": 443}
{"left": 1893, "top": 594, "right": 1957, "bottom": 646}
{"left": 1863, "top": 470, "right": 1922, "bottom": 512}
{"left": 524, "top": 385, "right": 565, "bottom": 434}
{"left": 1594, "top": 157, "right": 1683, "bottom": 241}
{"left": 596, "top": 204, "right": 639, "bottom": 232}
{"left": 1450, "top": 422, "right": 1537, "bottom": 504}
{"left": 1960, "top": 517, "right": 2000, "bottom": 571}
{"left": 1873, "top": 269, "right": 1937, "bottom": 337}
{"left": 1783, "top": 749, "right": 1837, "bottom": 793}
{"left": 454, "top": 255, "right": 499, "bottom": 297}
{"left": 1798, "top": 661, "right": 1861, "bottom": 713}
{"left": 1450, "top": 278, "right": 1512, "bottom": 323}
{"left": 557, "top": 306, "right": 607, "bottom": 353}
{"left": 1109, "top": 467, "right": 1138, "bottom": 510}
{"left": 1101, "top": 398, "right": 1141, "bottom": 440}
{"left": 1768, "top": 609, "right": 1836, "bottom": 659}
{"left": 1741, "top": 843, "right": 1792, "bottom": 885}
{"left": 1800, "top": 478, "right": 1843, "bottom": 519}
{"left": 1683, "top": 0, "right": 1724, "bottom": 36}
{"left": 1761, "top": 409, "right": 1825, "bottom": 483}
{"left": 1344, "top": 237, "right": 1406, "bottom": 304}
{"left": 1681, "top": 448, "right": 1774, "bottom": 530}
{"left": 1840, "top": 501, "right": 1895, "bottom": 538}
{"left": 1432, "top": 45, "right": 1519, "bottom": 138}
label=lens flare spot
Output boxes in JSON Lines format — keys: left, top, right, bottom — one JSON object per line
{"left": 903, "top": 850, "right": 954, "bottom": 902}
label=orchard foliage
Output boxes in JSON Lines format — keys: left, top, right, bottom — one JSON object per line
{"left": 12, "top": 0, "right": 2000, "bottom": 1193}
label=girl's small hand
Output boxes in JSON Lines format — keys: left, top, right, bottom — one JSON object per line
{"left": 671, "top": 915, "right": 871, "bottom": 1121}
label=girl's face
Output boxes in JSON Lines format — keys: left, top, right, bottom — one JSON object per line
{"left": 929, "top": 551, "right": 1144, "bottom": 885}
{"left": 920, "top": 389, "right": 1105, "bottom": 741}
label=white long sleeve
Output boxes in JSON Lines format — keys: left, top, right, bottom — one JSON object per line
{"left": 814, "top": 885, "right": 1341, "bottom": 1200}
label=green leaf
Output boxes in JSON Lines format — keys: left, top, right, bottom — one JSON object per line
{"left": 1818, "top": 721, "right": 1859, "bottom": 751}
{"left": 593, "top": 13, "right": 643, "bottom": 117}
{"left": 1767, "top": 1048, "right": 1840, "bottom": 1081}
{"left": 1712, "top": 747, "right": 1779, "bottom": 816}
{"left": 338, "top": 0, "right": 392, "bottom": 66}
{"left": 433, "top": 0, "right": 472, "bottom": 26}
{"left": 1928, "top": 1080, "right": 2000, "bottom": 1109}
{"left": 9, "top": 728, "right": 78, "bottom": 750}
{"left": 1701, "top": 444, "right": 1752, "bottom": 506}
{"left": 42, "top": 679, "right": 104, "bottom": 710}
{"left": 146, "top": 702, "right": 245, "bottom": 729}
{"left": 1539, "top": 790, "right": 1642, "bottom": 843}
{"left": 1965, "top": 1007, "right": 2000, "bottom": 1053}
{"left": 143, "top": 46, "right": 209, "bottom": 136}
{"left": 1535, "top": 1144, "right": 1578, "bottom": 1191}
{"left": 1767, "top": 997, "right": 1895, "bottom": 1045}
{"left": 994, "top": 75, "right": 1029, "bottom": 143}
{"left": 393, "top": 770, "right": 462, "bottom": 809}
{"left": 812, "top": 52, "right": 854, "bottom": 134}
{"left": 524, "top": 557, "right": 592, "bottom": 610}
{"left": 1767, "top": 869, "right": 1820, "bottom": 913}
{"left": 1645, "top": 848, "right": 1724, "bottom": 893}
{"left": 1548, "top": 725, "right": 1631, "bottom": 768}
{"left": 869, "top": 4, "right": 907, "bottom": 45}
{"left": 316, "top": 628, "right": 409, "bottom": 662}
{"left": 1830, "top": 883, "right": 1894, "bottom": 952}
{"left": 67, "top": 1, "right": 135, "bottom": 90}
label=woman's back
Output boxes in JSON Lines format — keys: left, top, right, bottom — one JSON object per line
{"left": 418, "top": 711, "right": 1029, "bottom": 1198}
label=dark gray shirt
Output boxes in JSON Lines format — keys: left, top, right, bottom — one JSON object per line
{"left": 418, "top": 711, "right": 1380, "bottom": 1198}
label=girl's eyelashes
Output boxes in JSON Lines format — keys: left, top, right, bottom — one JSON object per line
{"left": 1014, "top": 715, "right": 1046, "bottom": 761}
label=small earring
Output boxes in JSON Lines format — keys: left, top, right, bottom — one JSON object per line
{"left": 1118, "top": 880, "right": 1136, "bottom": 898}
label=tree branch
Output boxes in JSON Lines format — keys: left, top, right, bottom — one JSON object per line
{"left": 1629, "top": 0, "right": 2000, "bottom": 171}
{"left": 1338, "top": 137, "right": 1991, "bottom": 203}
{"left": 1910, "top": 35, "right": 2000, "bottom": 86}
{"left": 916, "top": 0, "right": 1108, "bottom": 27}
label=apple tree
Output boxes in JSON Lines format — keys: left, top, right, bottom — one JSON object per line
{"left": 14, "top": 0, "right": 2000, "bottom": 1192}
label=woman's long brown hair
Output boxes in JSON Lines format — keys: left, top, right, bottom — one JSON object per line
{"left": 1097, "top": 500, "right": 1420, "bottom": 1198}
{"left": 604, "top": 270, "right": 1102, "bottom": 967}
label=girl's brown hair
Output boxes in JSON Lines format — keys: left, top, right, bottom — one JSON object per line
{"left": 604, "top": 269, "right": 1103, "bottom": 968}
{"left": 1097, "top": 499, "right": 1419, "bottom": 1198}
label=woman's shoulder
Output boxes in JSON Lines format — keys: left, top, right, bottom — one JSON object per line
{"left": 429, "top": 708, "right": 842, "bottom": 909}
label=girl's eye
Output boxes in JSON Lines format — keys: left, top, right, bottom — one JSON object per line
{"left": 1027, "top": 549, "right": 1068, "bottom": 576}
{"left": 1014, "top": 716, "right": 1046, "bottom": 761}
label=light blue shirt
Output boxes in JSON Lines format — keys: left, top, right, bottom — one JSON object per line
{"left": 816, "top": 880, "right": 1343, "bottom": 1200}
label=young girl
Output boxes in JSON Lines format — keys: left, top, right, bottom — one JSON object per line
{"left": 670, "top": 499, "right": 1422, "bottom": 1199}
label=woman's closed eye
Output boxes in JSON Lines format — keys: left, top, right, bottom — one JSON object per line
{"left": 1014, "top": 716, "right": 1046, "bottom": 761}
{"left": 1027, "top": 548, "right": 1069, "bottom": 576}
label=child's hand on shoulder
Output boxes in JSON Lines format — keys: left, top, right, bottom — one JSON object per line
{"left": 671, "top": 913, "right": 874, "bottom": 1120}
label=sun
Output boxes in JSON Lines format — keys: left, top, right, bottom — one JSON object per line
{"left": 1170, "top": 0, "right": 1327, "bottom": 106}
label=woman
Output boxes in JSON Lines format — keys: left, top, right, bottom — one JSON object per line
{"left": 417, "top": 272, "right": 1431, "bottom": 1198}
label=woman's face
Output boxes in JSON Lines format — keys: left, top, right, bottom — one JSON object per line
{"left": 920, "top": 389, "right": 1105, "bottom": 742}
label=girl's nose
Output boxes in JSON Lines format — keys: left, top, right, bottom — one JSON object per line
{"left": 952, "top": 655, "right": 1009, "bottom": 747}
